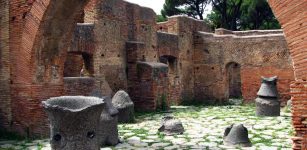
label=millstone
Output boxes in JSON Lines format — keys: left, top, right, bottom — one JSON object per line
{"left": 90, "top": 89, "right": 119, "bottom": 147}
{"left": 255, "top": 76, "right": 280, "bottom": 116}
{"left": 112, "top": 90, "right": 135, "bottom": 123}
{"left": 42, "top": 96, "right": 104, "bottom": 150}
{"left": 98, "top": 96, "right": 120, "bottom": 147}
{"left": 255, "top": 97, "right": 280, "bottom": 116}
{"left": 158, "top": 115, "right": 184, "bottom": 135}
{"left": 257, "top": 76, "right": 278, "bottom": 98}
{"left": 223, "top": 124, "right": 252, "bottom": 147}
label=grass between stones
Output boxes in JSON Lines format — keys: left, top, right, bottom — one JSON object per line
{"left": 0, "top": 103, "right": 294, "bottom": 150}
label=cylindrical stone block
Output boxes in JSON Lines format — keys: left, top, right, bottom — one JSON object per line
{"left": 255, "top": 97, "right": 280, "bottom": 116}
{"left": 42, "top": 96, "right": 104, "bottom": 150}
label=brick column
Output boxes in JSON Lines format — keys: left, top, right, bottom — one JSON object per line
{"left": 268, "top": 0, "right": 307, "bottom": 149}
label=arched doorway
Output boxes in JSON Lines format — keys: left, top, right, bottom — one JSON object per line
{"left": 226, "top": 62, "right": 242, "bottom": 99}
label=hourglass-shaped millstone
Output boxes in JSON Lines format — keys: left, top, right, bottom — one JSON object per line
{"left": 257, "top": 76, "right": 278, "bottom": 98}
{"left": 255, "top": 76, "right": 280, "bottom": 116}
{"left": 42, "top": 96, "right": 104, "bottom": 150}
{"left": 223, "top": 124, "right": 252, "bottom": 147}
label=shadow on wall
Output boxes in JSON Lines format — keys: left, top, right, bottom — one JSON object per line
{"left": 225, "top": 62, "right": 242, "bottom": 99}
{"left": 64, "top": 52, "right": 94, "bottom": 77}
{"left": 159, "top": 55, "right": 181, "bottom": 105}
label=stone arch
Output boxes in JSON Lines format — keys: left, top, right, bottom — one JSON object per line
{"left": 11, "top": 0, "right": 90, "bottom": 136}
{"left": 25, "top": 0, "right": 89, "bottom": 83}
{"left": 268, "top": 0, "right": 307, "bottom": 148}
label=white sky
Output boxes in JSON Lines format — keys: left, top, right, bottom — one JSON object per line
{"left": 125, "top": 0, "right": 165, "bottom": 14}
{"left": 125, "top": 0, "right": 212, "bottom": 17}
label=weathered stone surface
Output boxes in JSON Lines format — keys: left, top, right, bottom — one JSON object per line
{"left": 0, "top": 105, "right": 293, "bottom": 149}
{"left": 223, "top": 124, "right": 252, "bottom": 147}
{"left": 255, "top": 97, "right": 280, "bottom": 116}
{"left": 112, "top": 90, "right": 135, "bottom": 123}
{"left": 158, "top": 115, "right": 184, "bottom": 135}
{"left": 255, "top": 76, "right": 280, "bottom": 116}
{"left": 0, "top": 3, "right": 305, "bottom": 150}
{"left": 42, "top": 96, "right": 104, "bottom": 150}
{"left": 90, "top": 91, "right": 119, "bottom": 147}
{"left": 257, "top": 76, "right": 278, "bottom": 98}
{"left": 98, "top": 96, "right": 119, "bottom": 147}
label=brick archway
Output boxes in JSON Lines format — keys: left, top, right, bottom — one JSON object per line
{"left": 10, "top": 0, "right": 90, "bottom": 136}
{"left": 268, "top": 0, "right": 307, "bottom": 149}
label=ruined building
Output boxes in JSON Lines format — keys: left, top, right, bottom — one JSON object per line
{"left": 0, "top": 0, "right": 306, "bottom": 148}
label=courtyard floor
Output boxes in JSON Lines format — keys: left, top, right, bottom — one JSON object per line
{"left": 0, "top": 104, "right": 293, "bottom": 150}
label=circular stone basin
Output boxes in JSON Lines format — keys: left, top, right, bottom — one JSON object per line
{"left": 42, "top": 96, "right": 105, "bottom": 150}
{"left": 43, "top": 96, "right": 103, "bottom": 112}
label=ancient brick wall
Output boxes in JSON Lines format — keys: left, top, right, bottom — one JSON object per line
{"left": 158, "top": 16, "right": 212, "bottom": 104}
{"left": 157, "top": 32, "right": 181, "bottom": 104}
{"left": 2, "top": 0, "right": 91, "bottom": 136}
{"left": 268, "top": 0, "right": 307, "bottom": 149}
{"left": 64, "top": 54, "right": 83, "bottom": 77}
{"left": 68, "top": 23, "right": 95, "bottom": 55}
{"left": 0, "top": 0, "right": 11, "bottom": 128}
{"left": 194, "top": 30, "right": 294, "bottom": 104}
{"left": 83, "top": 0, "right": 158, "bottom": 94}
{"left": 64, "top": 77, "right": 96, "bottom": 96}
{"left": 134, "top": 62, "right": 169, "bottom": 111}
{"left": 2, "top": 0, "right": 304, "bottom": 142}
{"left": 157, "top": 19, "right": 178, "bottom": 34}
{"left": 64, "top": 23, "right": 95, "bottom": 77}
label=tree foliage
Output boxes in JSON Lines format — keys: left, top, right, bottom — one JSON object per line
{"left": 161, "top": 0, "right": 281, "bottom": 30}
{"left": 157, "top": 15, "right": 168, "bottom": 22}
{"left": 161, "top": 0, "right": 210, "bottom": 20}
{"left": 240, "top": 0, "right": 280, "bottom": 30}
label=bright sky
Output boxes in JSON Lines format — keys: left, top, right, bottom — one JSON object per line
{"left": 125, "top": 0, "right": 212, "bottom": 17}
{"left": 125, "top": 0, "right": 165, "bottom": 14}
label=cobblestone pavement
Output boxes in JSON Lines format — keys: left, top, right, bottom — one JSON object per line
{"left": 0, "top": 104, "right": 293, "bottom": 150}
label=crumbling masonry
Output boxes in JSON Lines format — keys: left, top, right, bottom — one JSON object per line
{"left": 0, "top": 0, "right": 306, "bottom": 148}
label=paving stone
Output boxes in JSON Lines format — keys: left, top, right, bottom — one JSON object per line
{"left": 127, "top": 136, "right": 141, "bottom": 144}
{"left": 261, "top": 135, "right": 273, "bottom": 140}
{"left": 132, "top": 142, "right": 148, "bottom": 147}
{"left": 101, "top": 148, "right": 112, "bottom": 150}
{"left": 259, "top": 146, "right": 278, "bottom": 150}
{"left": 41, "top": 147, "right": 52, "bottom": 150}
{"left": 151, "top": 142, "right": 170, "bottom": 148}
{"left": 123, "top": 132, "right": 135, "bottom": 137}
{"left": 164, "top": 145, "right": 179, "bottom": 150}
{"left": 146, "top": 135, "right": 159, "bottom": 139}
{"left": 28, "top": 145, "right": 38, "bottom": 150}
{"left": 0, "top": 144, "right": 13, "bottom": 148}
{"left": 0, "top": 105, "right": 293, "bottom": 149}
{"left": 13, "top": 145, "right": 24, "bottom": 149}
{"left": 0, "top": 140, "right": 17, "bottom": 145}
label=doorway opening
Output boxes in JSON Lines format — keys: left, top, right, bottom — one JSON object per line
{"left": 64, "top": 52, "right": 94, "bottom": 77}
{"left": 226, "top": 62, "right": 242, "bottom": 98}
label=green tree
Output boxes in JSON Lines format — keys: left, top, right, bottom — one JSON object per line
{"left": 157, "top": 15, "right": 168, "bottom": 22}
{"left": 207, "top": 0, "right": 280, "bottom": 30}
{"left": 161, "top": 0, "right": 210, "bottom": 20}
{"left": 209, "top": 0, "right": 243, "bottom": 30}
{"left": 240, "top": 0, "right": 280, "bottom": 30}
